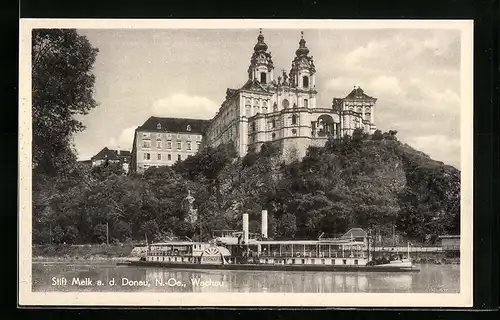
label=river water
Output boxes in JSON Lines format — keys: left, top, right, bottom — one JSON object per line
{"left": 32, "top": 261, "right": 460, "bottom": 293}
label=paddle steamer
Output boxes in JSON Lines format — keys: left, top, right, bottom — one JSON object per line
{"left": 118, "top": 211, "right": 419, "bottom": 272}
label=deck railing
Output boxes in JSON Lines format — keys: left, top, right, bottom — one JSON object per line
{"left": 259, "top": 251, "right": 367, "bottom": 258}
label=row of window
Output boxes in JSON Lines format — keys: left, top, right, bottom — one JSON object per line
{"left": 155, "top": 123, "right": 193, "bottom": 131}
{"left": 251, "top": 115, "right": 299, "bottom": 133}
{"left": 261, "top": 258, "right": 358, "bottom": 265}
{"left": 143, "top": 153, "right": 190, "bottom": 161}
{"left": 142, "top": 132, "right": 202, "bottom": 141}
{"left": 143, "top": 141, "right": 200, "bottom": 150}
{"left": 244, "top": 99, "right": 309, "bottom": 117}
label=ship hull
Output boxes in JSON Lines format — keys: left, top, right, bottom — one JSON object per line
{"left": 117, "top": 260, "right": 420, "bottom": 272}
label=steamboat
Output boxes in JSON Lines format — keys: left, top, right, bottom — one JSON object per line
{"left": 118, "top": 211, "right": 419, "bottom": 272}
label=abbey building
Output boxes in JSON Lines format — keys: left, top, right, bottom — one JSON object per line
{"left": 131, "top": 30, "right": 378, "bottom": 172}
{"left": 204, "top": 30, "right": 378, "bottom": 160}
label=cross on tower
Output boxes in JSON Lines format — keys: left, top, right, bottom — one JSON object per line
{"left": 259, "top": 28, "right": 262, "bottom": 35}
{"left": 301, "top": 31, "right": 304, "bottom": 39}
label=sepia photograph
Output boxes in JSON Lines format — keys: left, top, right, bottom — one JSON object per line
{"left": 19, "top": 19, "right": 473, "bottom": 307}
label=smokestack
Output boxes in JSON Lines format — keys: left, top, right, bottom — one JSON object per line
{"left": 242, "top": 213, "right": 249, "bottom": 244}
{"left": 261, "top": 210, "right": 268, "bottom": 239}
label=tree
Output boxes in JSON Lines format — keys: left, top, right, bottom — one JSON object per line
{"left": 372, "top": 129, "right": 383, "bottom": 141}
{"left": 32, "top": 29, "right": 99, "bottom": 175}
{"left": 352, "top": 128, "right": 364, "bottom": 142}
{"left": 91, "top": 162, "right": 125, "bottom": 180}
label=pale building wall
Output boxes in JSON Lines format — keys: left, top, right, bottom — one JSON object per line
{"left": 135, "top": 130, "right": 203, "bottom": 173}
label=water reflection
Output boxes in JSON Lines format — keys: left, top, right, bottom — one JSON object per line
{"left": 32, "top": 263, "right": 459, "bottom": 293}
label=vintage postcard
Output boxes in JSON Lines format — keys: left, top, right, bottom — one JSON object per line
{"left": 19, "top": 19, "right": 473, "bottom": 307}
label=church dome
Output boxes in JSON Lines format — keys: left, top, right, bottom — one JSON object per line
{"left": 254, "top": 30, "right": 268, "bottom": 52}
{"left": 295, "top": 33, "right": 310, "bottom": 57}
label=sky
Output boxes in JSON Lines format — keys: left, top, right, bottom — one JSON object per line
{"left": 74, "top": 27, "right": 462, "bottom": 168}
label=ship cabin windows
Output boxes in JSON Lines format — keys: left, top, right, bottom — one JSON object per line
{"left": 301, "top": 259, "right": 305, "bottom": 264}
{"left": 321, "top": 259, "right": 325, "bottom": 264}
{"left": 260, "top": 72, "right": 267, "bottom": 84}
{"left": 343, "top": 259, "right": 347, "bottom": 265}
{"left": 354, "top": 259, "right": 358, "bottom": 265}
{"left": 303, "top": 76, "right": 309, "bottom": 88}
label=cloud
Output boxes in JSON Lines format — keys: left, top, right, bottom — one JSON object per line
{"left": 108, "top": 126, "right": 137, "bottom": 151}
{"left": 407, "top": 134, "right": 461, "bottom": 168}
{"left": 151, "top": 94, "right": 219, "bottom": 119}
{"left": 342, "top": 31, "right": 461, "bottom": 75}
{"left": 368, "top": 75, "right": 404, "bottom": 97}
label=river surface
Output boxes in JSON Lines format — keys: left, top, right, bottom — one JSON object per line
{"left": 32, "top": 262, "right": 460, "bottom": 293}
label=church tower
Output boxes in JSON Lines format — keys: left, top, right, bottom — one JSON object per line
{"left": 247, "top": 29, "right": 275, "bottom": 85}
{"left": 289, "top": 32, "right": 316, "bottom": 92}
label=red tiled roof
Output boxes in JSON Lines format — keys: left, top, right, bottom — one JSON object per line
{"left": 91, "top": 147, "right": 132, "bottom": 162}
{"left": 345, "top": 87, "right": 376, "bottom": 100}
{"left": 137, "top": 116, "right": 210, "bottom": 134}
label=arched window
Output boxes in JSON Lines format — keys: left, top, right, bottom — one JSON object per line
{"left": 303, "top": 99, "right": 308, "bottom": 108}
{"left": 272, "top": 133, "right": 276, "bottom": 140}
{"left": 292, "top": 129, "right": 297, "bottom": 136}
{"left": 245, "top": 105, "right": 251, "bottom": 117}
{"left": 282, "top": 99, "right": 289, "bottom": 109}
{"left": 273, "top": 102, "right": 278, "bottom": 112}
{"left": 186, "top": 125, "right": 191, "bottom": 131}
{"left": 271, "top": 119, "right": 276, "bottom": 128}
{"left": 262, "top": 101, "right": 268, "bottom": 114}
{"left": 302, "top": 76, "right": 309, "bottom": 88}
{"left": 156, "top": 123, "right": 162, "bottom": 130}
{"left": 291, "top": 114, "right": 298, "bottom": 125}
{"left": 260, "top": 72, "right": 267, "bottom": 84}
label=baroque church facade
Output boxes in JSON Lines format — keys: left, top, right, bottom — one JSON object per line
{"left": 205, "top": 30, "right": 378, "bottom": 160}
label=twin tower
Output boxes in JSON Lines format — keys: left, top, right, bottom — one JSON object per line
{"left": 248, "top": 29, "right": 316, "bottom": 92}
{"left": 204, "top": 29, "right": 377, "bottom": 160}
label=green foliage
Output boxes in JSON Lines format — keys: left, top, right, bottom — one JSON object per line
{"left": 372, "top": 129, "right": 383, "bottom": 141}
{"left": 32, "top": 127, "right": 460, "bottom": 244}
{"left": 32, "top": 29, "right": 99, "bottom": 176}
{"left": 91, "top": 162, "right": 125, "bottom": 180}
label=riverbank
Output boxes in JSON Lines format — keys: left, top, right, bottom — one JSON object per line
{"left": 32, "top": 244, "right": 140, "bottom": 261}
